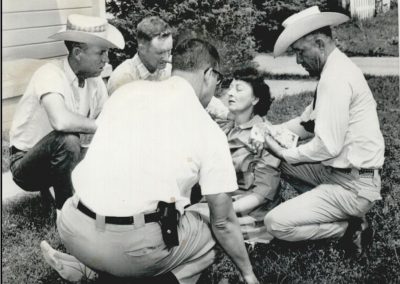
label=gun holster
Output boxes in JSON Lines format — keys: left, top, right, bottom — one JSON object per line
{"left": 157, "top": 201, "right": 180, "bottom": 249}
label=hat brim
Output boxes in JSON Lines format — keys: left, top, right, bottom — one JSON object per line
{"left": 50, "top": 24, "right": 125, "bottom": 49}
{"left": 273, "top": 12, "right": 349, "bottom": 57}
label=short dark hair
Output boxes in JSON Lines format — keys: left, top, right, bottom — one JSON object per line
{"left": 137, "top": 16, "right": 171, "bottom": 42}
{"left": 64, "top": 41, "right": 87, "bottom": 53}
{"left": 232, "top": 67, "right": 272, "bottom": 117}
{"left": 172, "top": 38, "right": 220, "bottom": 72}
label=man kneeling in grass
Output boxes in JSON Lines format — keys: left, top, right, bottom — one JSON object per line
{"left": 8, "top": 14, "right": 124, "bottom": 210}
{"left": 254, "top": 6, "right": 384, "bottom": 256}
{"left": 42, "top": 38, "right": 259, "bottom": 284}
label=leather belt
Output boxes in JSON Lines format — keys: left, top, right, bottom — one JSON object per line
{"left": 77, "top": 201, "right": 160, "bottom": 225}
{"left": 332, "top": 167, "right": 382, "bottom": 176}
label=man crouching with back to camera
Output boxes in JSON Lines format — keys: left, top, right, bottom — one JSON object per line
{"left": 41, "top": 38, "right": 260, "bottom": 284}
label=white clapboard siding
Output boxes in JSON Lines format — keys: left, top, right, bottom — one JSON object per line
{"left": 350, "top": 0, "right": 376, "bottom": 20}
{"left": 3, "top": 41, "right": 68, "bottom": 61}
{"left": 3, "top": 0, "right": 93, "bottom": 13}
{"left": 3, "top": 8, "right": 93, "bottom": 30}
{"left": 2, "top": 0, "right": 107, "bottom": 131}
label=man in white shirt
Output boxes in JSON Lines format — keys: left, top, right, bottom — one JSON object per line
{"left": 107, "top": 16, "right": 230, "bottom": 120}
{"left": 259, "top": 7, "right": 384, "bottom": 256}
{"left": 9, "top": 14, "right": 124, "bottom": 209}
{"left": 42, "top": 38, "right": 259, "bottom": 284}
{"left": 107, "top": 16, "right": 173, "bottom": 94}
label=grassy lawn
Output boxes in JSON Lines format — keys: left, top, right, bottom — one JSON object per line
{"left": 2, "top": 75, "right": 399, "bottom": 283}
{"left": 333, "top": 8, "right": 399, "bottom": 57}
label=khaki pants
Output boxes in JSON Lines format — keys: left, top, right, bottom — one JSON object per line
{"left": 58, "top": 195, "right": 216, "bottom": 284}
{"left": 264, "top": 162, "right": 381, "bottom": 241}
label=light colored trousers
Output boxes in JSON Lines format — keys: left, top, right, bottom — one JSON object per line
{"left": 58, "top": 195, "right": 216, "bottom": 284}
{"left": 264, "top": 162, "right": 381, "bottom": 241}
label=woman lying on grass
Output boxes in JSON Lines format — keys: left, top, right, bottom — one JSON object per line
{"left": 190, "top": 66, "right": 281, "bottom": 244}
{"left": 220, "top": 67, "right": 281, "bottom": 243}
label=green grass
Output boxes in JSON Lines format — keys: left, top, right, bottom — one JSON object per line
{"left": 2, "top": 76, "right": 399, "bottom": 283}
{"left": 333, "top": 8, "right": 399, "bottom": 57}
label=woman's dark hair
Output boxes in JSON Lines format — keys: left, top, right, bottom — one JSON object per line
{"left": 232, "top": 67, "right": 272, "bottom": 116}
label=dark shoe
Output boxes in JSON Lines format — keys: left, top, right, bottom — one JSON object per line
{"left": 339, "top": 217, "right": 374, "bottom": 257}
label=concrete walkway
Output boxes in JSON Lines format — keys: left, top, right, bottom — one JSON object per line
{"left": 254, "top": 54, "right": 399, "bottom": 76}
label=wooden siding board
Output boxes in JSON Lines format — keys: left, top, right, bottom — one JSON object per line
{"left": 3, "top": 41, "right": 68, "bottom": 60}
{"left": 3, "top": 0, "right": 92, "bottom": 13}
{"left": 3, "top": 8, "right": 94, "bottom": 30}
{"left": 3, "top": 26, "right": 65, "bottom": 48}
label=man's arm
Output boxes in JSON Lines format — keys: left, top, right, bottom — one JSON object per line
{"left": 280, "top": 79, "right": 351, "bottom": 164}
{"left": 206, "top": 193, "right": 259, "bottom": 284}
{"left": 42, "top": 93, "right": 97, "bottom": 134}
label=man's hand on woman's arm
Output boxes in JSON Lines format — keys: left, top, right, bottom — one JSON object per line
{"left": 206, "top": 193, "right": 259, "bottom": 284}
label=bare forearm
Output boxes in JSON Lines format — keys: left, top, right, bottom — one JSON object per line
{"left": 233, "top": 192, "right": 264, "bottom": 214}
{"left": 207, "top": 194, "right": 255, "bottom": 279}
{"left": 53, "top": 113, "right": 97, "bottom": 134}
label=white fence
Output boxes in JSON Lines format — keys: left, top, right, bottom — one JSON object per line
{"left": 350, "top": 0, "right": 376, "bottom": 20}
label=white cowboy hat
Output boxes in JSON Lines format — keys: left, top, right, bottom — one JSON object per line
{"left": 273, "top": 6, "right": 349, "bottom": 57}
{"left": 50, "top": 14, "right": 125, "bottom": 49}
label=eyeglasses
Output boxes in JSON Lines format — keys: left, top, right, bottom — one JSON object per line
{"left": 205, "top": 68, "right": 224, "bottom": 85}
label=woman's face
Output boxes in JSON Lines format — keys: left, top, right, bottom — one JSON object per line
{"left": 227, "top": 79, "right": 258, "bottom": 114}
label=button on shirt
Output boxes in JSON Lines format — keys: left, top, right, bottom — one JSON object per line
{"left": 10, "top": 58, "right": 108, "bottom": 151}
{"left": 73, "top": 76, "right": 238, "bottom": 216}
{"left": 107, "top": 53, "right": 171, "bottom": 94}
{"left": 282, "top": 48, "right": 385, "bottom": 169}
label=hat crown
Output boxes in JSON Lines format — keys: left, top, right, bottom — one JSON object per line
{"left": 66, "top": 14, "right": 107, "bottom": 33}
{"left": 282, "top": 6, "right": 321, "bottom": 28}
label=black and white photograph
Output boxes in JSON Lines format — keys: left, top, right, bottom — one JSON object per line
{"left": 2, "top": 0, "right": 399, "bottom": 283}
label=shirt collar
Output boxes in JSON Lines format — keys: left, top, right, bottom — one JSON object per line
{"left": 134, "top": 53, "right": 156, "bottom": 80}
{"left": 63, "top": 57, "right": 83, "bottom": 87}
{"left": 236, "top": 115, "right": 264, "bottom": 130}
{"left": 321, "top": 47, "right": 340, "bottom": 77}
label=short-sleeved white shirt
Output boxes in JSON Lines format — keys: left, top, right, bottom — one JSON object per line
{"left": 73, "top": 76, "right": 238, "bottom": 216}
{"left": 9, "top": 58, "right": 108, "bottom": 151}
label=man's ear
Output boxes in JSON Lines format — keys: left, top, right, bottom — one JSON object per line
{"left": 315, "top": 38, "right": 325, "bottom": 51}
{"left": 203, "top": 68, "right": 213, "bottom": 85}
{"left": 72, "top": 46, "right": 83, "bottom": 60}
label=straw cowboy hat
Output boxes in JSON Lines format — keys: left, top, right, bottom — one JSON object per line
{"left": 273, "top": 6, "right": 349, "bottom": 57}
{"left": 50, "top": 14, "right": 125, "bottom": 49}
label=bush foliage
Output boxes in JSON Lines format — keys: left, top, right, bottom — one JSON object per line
{"left": 106, "top": 0, "right": 265, "bottom": 72}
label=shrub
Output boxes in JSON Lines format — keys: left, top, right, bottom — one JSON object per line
{"left": 253, "top": 0, "right": 330, "bottom": 52}
{"left": 106, "top": 0, "right": 265, "bottom": 73}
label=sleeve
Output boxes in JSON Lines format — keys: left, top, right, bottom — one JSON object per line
{"left": 251, "top": 152, "right": 281, "bottom": 201}
{"left": 282, "top": 77, "right": 352, "bottom": 164}
{"left": 281, "top": 103, "right": 315, "bottom": 140}
{"left": 206, "top": 96, "right": 229, "bottom": 120}
{"left": 199, "top": 125, "right": 238, "bottom": 195}
{"left": 33, "top": 64, "right": 66, "bottom": 101}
